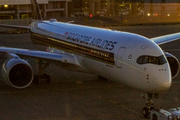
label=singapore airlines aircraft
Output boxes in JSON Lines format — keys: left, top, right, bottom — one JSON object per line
{"left": 1, "top": 0, "right": 180, "bottom": 118}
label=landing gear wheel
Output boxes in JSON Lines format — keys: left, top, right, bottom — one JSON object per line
{"left": 142, "top": 107, "right": 150, "bottom": 119}
{"left": 142, "top": 93, "right": 155, "bottom": 119}
{"left": 152, "top": 114, "right": 158, "bottom": 120}
{"left": 98, "top": 75, "right": 106, "bottom": 81}
{"left": 33, "top": 74, "right": 51, "bottom": 85}
{"left": 42, "top": 73, "right": 51, "bottom": 84}
{"left": 33, "top": 75, "right": 39, "bottom": 85}
{"left": 45, "top": 74, "right": 50, "bottom": 84}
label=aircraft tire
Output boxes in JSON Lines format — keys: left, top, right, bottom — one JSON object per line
{"left": 152, "top": 114, "right": 158, "bottom": 120}
{"left": 98, "top": 75, "right": 108, "bottom": 81}
{"left": 33, "top": 75, "right": 39, "bottom": 85}
{"left": 46, "top": 75, "right": 50, "bottom": 84}
{"left": 142, "top": 107, "right": 150, "bottom": 119}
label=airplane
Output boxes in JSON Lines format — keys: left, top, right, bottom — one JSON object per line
{"left": 0, "top": 0, "right": 180, "bottom": 119}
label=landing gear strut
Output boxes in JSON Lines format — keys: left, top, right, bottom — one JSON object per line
{"left": 142, "top": 93, "right": 155, "bottom": 119}
{"left": 33, "top": 59, "right": 51, "bottom": 84}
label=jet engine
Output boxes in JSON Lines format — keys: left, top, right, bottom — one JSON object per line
{"left": 164, "top": 52, "right": 180, "bottom": 79}
{"left": 1, "top": 57, "right": 33, "bottom": 89}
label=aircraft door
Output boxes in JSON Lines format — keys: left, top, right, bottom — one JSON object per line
{"left": 116, "top": 47, "right": 126, "bottom": 68}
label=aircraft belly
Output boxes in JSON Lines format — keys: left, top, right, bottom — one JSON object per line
{"left": 82, "top": 58, "right": 116, "bottom": 80}
{"left": 82, "top": 57, "right": 160, "bottom": 92}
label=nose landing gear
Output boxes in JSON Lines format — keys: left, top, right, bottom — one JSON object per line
{"left": 142, "top": 93, "right": 156, "bottom": 119}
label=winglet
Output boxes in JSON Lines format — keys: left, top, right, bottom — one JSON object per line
{"left": 30, "top": 0, "right": 43, "bottom": 20}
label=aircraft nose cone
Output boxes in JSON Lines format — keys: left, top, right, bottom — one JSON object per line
{"left": 160, "top": 79, "right": 172, "bottom": 91}
{"left": 147, "top": 76, "right": 171, "bottom": 93}
{"left": 154, "top": 66, "right": 172, "bottom": 93}
{"left": 144, "top": 63, "right": 172, "bottom": 93}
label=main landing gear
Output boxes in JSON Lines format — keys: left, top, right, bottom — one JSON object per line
{"left": 33, "top": 59, "right": 51, "bottom": 85}
{"left": 142, "top": 93, "right": 158, "bottom": 119}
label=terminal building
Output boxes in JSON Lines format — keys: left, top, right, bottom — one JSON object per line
{"left": 0, "top": 0, "right": 72, "bottom": 19}
{"left": 72, "top": 0, "right": 144, "bottom": 16}
{"left": 0, "top": 0, "right": 145, "bottom": 19}
{"left": 1, "top": 0, "right": 179, "bottom": 20}
{"left": 144, "top": 0, "right": 180, "bottom": 17}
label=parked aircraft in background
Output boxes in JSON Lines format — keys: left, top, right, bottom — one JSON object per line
{"left": 0, "top": 0, "right": 180, "bottom": 119}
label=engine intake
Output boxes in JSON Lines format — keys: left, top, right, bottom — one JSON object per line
{"left": 1, "top": 58, "right": 33, "bottom": 89}
{"left": 164, "top": 52, "right": 180, "bottom": 79}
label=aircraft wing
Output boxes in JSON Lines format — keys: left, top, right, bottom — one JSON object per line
{"left": 0, "top": 24, "right": 30, "bottom": 29}
{"left": 150, "top": 32, "right": 180, "bottom": 45}
{"left": 0, "top": 47, "right": 80, "bottom": 66}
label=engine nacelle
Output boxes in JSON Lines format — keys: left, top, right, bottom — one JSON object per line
{"left": 1, "top": 58, "right": 34, "bottom": 89}
{"left": 164, "top": 52, "right": 180, "bottom": 79}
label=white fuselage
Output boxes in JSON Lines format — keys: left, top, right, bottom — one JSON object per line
{"left": 30, "top": 20, "right": 172, "bottom": 94}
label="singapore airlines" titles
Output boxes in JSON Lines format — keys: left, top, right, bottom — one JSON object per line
{"left": 65, "top": 32, "right": 117, "bottom": 51}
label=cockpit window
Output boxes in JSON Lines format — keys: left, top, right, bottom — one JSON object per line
{"left": 137, "top": 55, "right": 167, "bottom": 65}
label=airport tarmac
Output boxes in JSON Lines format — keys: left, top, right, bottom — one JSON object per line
{"left": 0, "top": 24, "right": 180, "bottom": 120}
